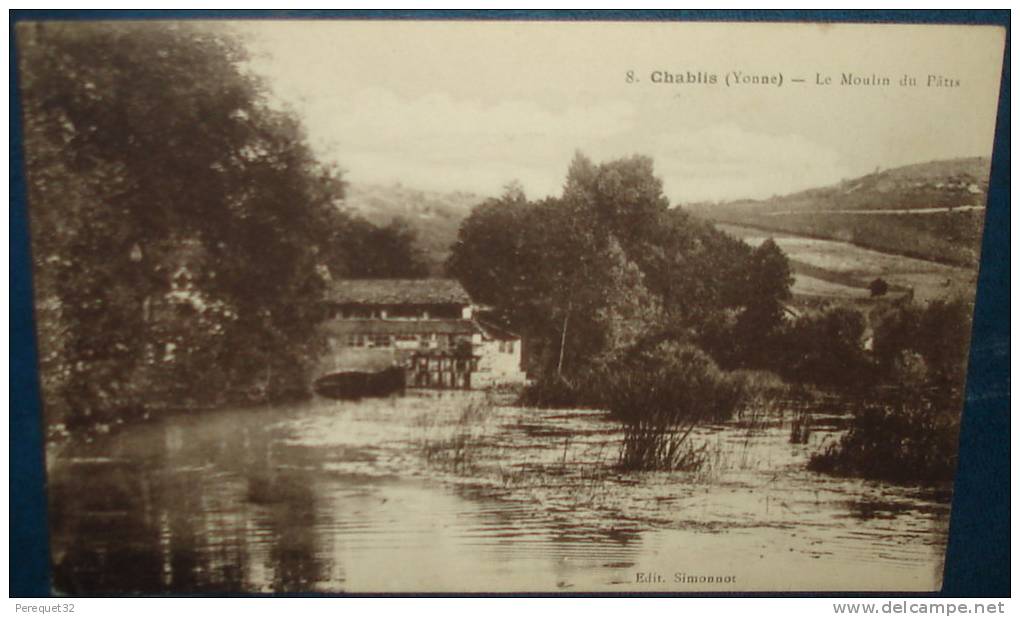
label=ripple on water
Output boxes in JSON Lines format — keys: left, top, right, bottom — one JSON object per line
{"left": 47, "top": 393, "right": 952, "bottom": 593}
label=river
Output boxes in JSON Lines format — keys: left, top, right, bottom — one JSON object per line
{"left": 46, "top": 392, "right": 951, "bottom": 594}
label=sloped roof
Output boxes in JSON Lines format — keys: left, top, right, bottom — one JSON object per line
{"left": 321, "top": 319, "right": 482, "bottom": 336}
{"left": 474, "top": 318, "right": 522, "bottom": 341}
{"left": 326, "top": 279, "right": 472, "bottom": 305}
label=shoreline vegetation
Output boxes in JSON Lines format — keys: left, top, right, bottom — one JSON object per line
{"left": 23, "top": 23, "right": 429, "bottom": 439}
{"left": 808, "top": 391, "right": 962, "bottom": 484}
{"left": 26, "top": 22, "right": 975, "bottom": 488}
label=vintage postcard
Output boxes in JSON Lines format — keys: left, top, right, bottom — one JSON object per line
{"left": 16, "top": 18, "right": 1005, "bottom": 594}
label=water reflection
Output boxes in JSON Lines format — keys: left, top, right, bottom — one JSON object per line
{"left": 46, "top": 394, "right": 951, "bottom": 594}
{"left": 49, "top": 410, "right": 336, "bottom": 594}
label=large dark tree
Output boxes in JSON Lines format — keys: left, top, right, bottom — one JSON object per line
{"left": 338, "top": 217, "right": 430, "bottom": 279}
{"left": 447, "top": 187, "right": 596, "bottom": 373}
{"left": 18, "top": 22, "right": 364, "bottom": 427}
{"left": 447, "top": 153, "right": 767, "bottom": 379}
{"left": 726, "top": 238, "right": 794, "bottom": 365}
{"left": 872, "top": 297, "right": 972, "bottom": 395}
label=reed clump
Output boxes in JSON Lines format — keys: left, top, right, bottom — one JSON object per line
{"left": 604, "top": 342, "right": 748, "bottom": 472}
{"left": 419, "top": 396, "right": 495, "bottom": 473}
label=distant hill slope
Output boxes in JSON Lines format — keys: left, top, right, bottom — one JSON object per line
{"left": 687, "top": 157, "right": 992, "bottom": 267}
{"left": 340, "top": 183, "right": 484, "bottom": 275}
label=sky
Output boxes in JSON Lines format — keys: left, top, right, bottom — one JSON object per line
{"left": 232, "top": 20, "right": 1004, "bottom": 204}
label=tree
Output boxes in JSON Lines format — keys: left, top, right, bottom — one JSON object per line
{"left": 872, "top": 302, "right": 923, "bottom": 375}
{"left": 339, "top": 217, "right": 429, "bottom": 279}
{"left": 18, "top": 22, "right": 355, "bottom": 427}
{"left": 871, "top": 297, "right": 972, "bottom": 397}
{"left": 561, "top": 152, "right": 757, "bottom": 331}
{"left": 446, "top": 187, "right": 554, "bottom": 326}
{"left": 446, "top": 189, "right": 602, "bottom": 376}
{"left": 779, "top": 307, "right": 873, "bottom": 388}
{"left": 723, "top": 238, "right": 794, "bottom": 368}
{"left": 744, "top": 239, "right": 794, "bottom": 313}
{"left": 448, "top": 152, "right": 753, "bottom": 380}
{"left": 562, "top": 152, "right": 669, "bottom": 250}
{"left": 869, "top": 277, "right": 890, "bottom": 297}
{"left": 590, "top": 236, "right": 663, "bottom": 365}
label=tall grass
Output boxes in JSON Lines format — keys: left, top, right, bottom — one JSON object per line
{"left": 789, "top": 408, "right": 812, "bottom": 445}
{"left": 617, "top": 418, "right": 712, "bottom": 472}
{"left": 517, "top": 373, "right": 605, "bottom": 409}
{"left": 418, "top": 396, "right": 494, "bottom": 473}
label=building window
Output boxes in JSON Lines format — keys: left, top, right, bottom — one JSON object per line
{"left": 394, "top": 334, "right": 419, "bottom": 348}
{"left": 390, "top": 305, "right": 420, "bottom": 319}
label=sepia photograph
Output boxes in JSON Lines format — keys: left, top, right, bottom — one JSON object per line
{"left": 12, "top": 15, "right": 1007, "bottom": 595}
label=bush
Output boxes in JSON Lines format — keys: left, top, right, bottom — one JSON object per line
{"left": 517, "top": 374, "right": 601, "bottom": 409}
{"left": 606, "top": 343, "right": 747, "bottom": 424}
{"left": 605, "top": 342, "right": 747, "bottom": 471}
{"left": 808, "top": 393, "right": 961, "bottom": 483}
{"left": 872, "top": 297, "right": 973, "bottom": 392}
{"left": 729, "top": 369, "right": 789, "bottom": 398}
{"left": 776, "top": 307, "right": 876, "bottom": 388}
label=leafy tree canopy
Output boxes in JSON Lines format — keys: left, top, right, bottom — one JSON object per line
{"left": 447, "top": 152, "right": 790, "bottom": 378}
{"left": 19, "top": 22, "right": 425, "bottom": 428}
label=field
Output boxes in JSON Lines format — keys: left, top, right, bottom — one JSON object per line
{"left": 689, "top": 157, "right": 991, "bottom": 268}
{"left": 717, "top": 224, "right": 977, "bottom": 304}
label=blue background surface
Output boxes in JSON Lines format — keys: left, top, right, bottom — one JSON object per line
{"left": 9, "top": 9, "right": 1010, "bottom": 597}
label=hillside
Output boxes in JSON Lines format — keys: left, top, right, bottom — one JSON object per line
{"left": 339, "top": 183, "right": 483, "bottom": 275}
{"left": 686, "top": 157, "right": 992, "bottom": 267}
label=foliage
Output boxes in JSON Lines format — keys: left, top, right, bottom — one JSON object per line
{"left": 336, "top": 217, "right": 430, "bottom": 279}
{"left": 448, "top": 152, "right": 776, "bottom": 382}
{"left": 774, "top": 306, "right": 875, "bottom": 389}
{"left": 915, "top": 298, "right": 974, "bottom": 391}
{"left": 340, "top": 182, "right": 483, "bottom": 276}
{"left": 743, "top": 239, "right": 794, "bottom": 310}
{"left": 590, "top": 236, "right": 665, "bottom": 363}
{"left": 721, "top": 238, "right": 794, "bottom": 367}
{"left": 517, "top": 372, "right": 607, "bottom": 410}
{"left": 606, "top": 342, "right": 748, "bottom": 425}
{"left": 417, "top": 396, "right": 495, "bottom": 473}
{"left": 604, "top": 342, "right": 748, "bottom": 471}
{"left": 808, "top": 392, "right": 961, "bottom": 484}
{"left": 872, "top": 297, "right": 972, "bottom": 395}
{"left": 869, "top": 277, "right": 890, "bottom": 297}
{"left": 19, "top": 22, "right": 425, "bottom": 432}
{"left": 447, "top": 190, "right": 585, "bottom": 372}
{"left": 805, "top": 298, "right": 973, "bottom": 483}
